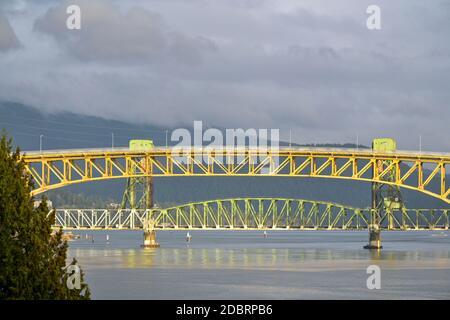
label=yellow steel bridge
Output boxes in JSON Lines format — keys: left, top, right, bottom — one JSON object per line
{"left": 22, "top": 147, "right": 450, "bottom": 204}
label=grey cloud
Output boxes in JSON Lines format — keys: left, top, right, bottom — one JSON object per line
{"left": 0, "top": 0, "right": 27, "bottom": 14}
{"left": 0, "top": 0, "right": 449, "bottom": 151}
{"left": 288, "top": 45, "right": 339, "bottom": 60}
{"left": 0, "top": 14, "right": 21, "bottom": 52}
{"left": 278, "top": 7, "right": 363, "bottom": 35}
{"left": 34, "top": 0, "right": 216, "bottom": 65}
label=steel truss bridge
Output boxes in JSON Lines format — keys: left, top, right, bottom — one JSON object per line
{"left": 22, "top": 147, "right": 450, "bottom": 204}
{"left": 53, "top": 198, "right": 449, "bottom": 230}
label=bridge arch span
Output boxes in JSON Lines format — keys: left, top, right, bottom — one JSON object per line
{"left": 22, "top": 148, "right": 450, "bottom": 204}
{"left": 53, "top": 197, "right": 449, "bottom": 230}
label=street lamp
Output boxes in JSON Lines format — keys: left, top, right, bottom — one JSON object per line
{"left": 356, "top": 132, "right": 359, "bottom": 151}
{"left": 165, "top": 130, "right": 168, "bottom": 148}
{"left": 39, "top": 134, "right": 44, "bottom": 153}
{"left": 289, "top": 129, "right": 292, "bottom": 148}
{"left": 419, "top": 135, "right": 422, "bottom": 155}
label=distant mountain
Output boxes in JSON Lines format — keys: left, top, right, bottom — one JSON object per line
{"left": 0, "top": 101, "right": 169, "bottom": 151}
{"left": 1, "top": 101, "right": 447, "bottom": 209}
{"left": 0, "top": 101, "right": 367, "bottom": 151}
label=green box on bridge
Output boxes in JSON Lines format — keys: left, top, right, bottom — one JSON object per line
{"left": 372, "top": 138, "right": 397, "bottom": 152}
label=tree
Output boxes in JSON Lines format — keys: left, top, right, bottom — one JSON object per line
{"left": 0, "top": 132, "right": 90, "bottom": 299}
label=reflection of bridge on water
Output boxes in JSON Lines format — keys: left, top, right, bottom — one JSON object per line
{"left": 53, "top": 198, "right": 449, "bottom": 230}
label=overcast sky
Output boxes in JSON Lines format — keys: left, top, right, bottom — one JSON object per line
{"left": 0, "top": 0, "right": 449, "bottom": 150}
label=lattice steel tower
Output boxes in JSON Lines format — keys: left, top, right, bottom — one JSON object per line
{"left": 121, "top": 140, "right": 154, "bottom": 210}
{"left": 365, "top": 138, "right": 405, "bottom": 249}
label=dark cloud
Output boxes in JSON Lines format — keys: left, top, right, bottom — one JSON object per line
{"left": 0, "top": 0, "right": 449, "bottom": 151}
{"left": 0, "top": 0, "right": 27, "bottom": 14}
{"left": 0, "top": 14, "right": 21, "bottom": 52}
{"left": 34, "top": 0, "right": 216, "bottom": 65}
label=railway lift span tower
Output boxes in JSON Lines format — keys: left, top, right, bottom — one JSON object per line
{"left": 121, "top": 139, "right": 159, "bottom": 248}
{"left": 365, "top": 138, "right": 405, "bottom": 249}
{"left": 121, "top": 139, "right": 155, "bottom": 210}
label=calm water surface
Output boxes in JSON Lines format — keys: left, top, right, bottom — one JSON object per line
{"left": 67, "top": 230, "right": 450, "bottom": 299}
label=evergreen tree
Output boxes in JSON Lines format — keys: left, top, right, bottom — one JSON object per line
{"left": 0, "top": 133, "right": 90, "bottom": 299}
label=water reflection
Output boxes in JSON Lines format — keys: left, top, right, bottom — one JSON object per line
{"left": 66, "top": 230, "right": 450, "bottom": 299}
{"left": 70, "top": 246, "right": 450, "bottom": 271}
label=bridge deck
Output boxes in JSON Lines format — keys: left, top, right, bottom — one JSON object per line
{"left": 23, "top": 147, "right": 450, "bottom": 159}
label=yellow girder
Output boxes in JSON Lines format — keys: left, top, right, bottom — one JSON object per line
{"left": 21, "top": 148, "right": 450, "bottom": 204}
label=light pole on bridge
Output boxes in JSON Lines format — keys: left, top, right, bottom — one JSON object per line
{"left": 289, "top": 129, "right": 292, "bottom": 148}
{"left": 39, "top": 134, "right": 44, "bottom": 153}
{"left": 165, "top": 130, "right": 168, "bottom": 148}
{"left": 419, "top": 135, "right": 422, "bottom": 155}
{"left": 356, "top": 133, "right": 359, "bottom": 151}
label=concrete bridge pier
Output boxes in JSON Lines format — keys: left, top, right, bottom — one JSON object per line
{"left": 142, "top": 229, "right": 160, "bottom": 248}
{"left": 364, "top": 224, "right": 382, "bottom": 250}
{"left": 142, "top": 218, "right": 160, "bottom": 248}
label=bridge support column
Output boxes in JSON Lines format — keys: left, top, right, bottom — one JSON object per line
{"left": 142, "top": 229, "right": 160, "bottom": 248}
{"left": 364, "top": 195, "right": 383, "bottom": 250}
{"left": 364, "top": 224, "right": 382, "bottom": 250}
{"left": 365, "top": 155, "right": 383, "bottom": 250}
{"left": 141, "top": 218, "right": 160, "bottom": 248}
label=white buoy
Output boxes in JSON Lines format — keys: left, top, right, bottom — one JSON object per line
{"left": 106, "top": 234, "right": 110, "bottom": 242}
{"left": 186, "top": 232, "right": 192, "bottom": 243}
{"left": 264, "top": 230, "right": 268, "bottom": 238}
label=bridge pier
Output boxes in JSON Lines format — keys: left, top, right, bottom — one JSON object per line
{"left": 141, "top": 218, "right": 160, "bottom": 248}
{"left": 142, "top": 229, "right": 160, "bottom": 248}
{"left": 364, "top": 224, "right": 382, "bottom": 250}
